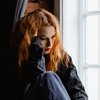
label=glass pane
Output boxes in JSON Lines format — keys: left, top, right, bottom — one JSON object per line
{"left": 86, "top": 68, "right": 100, "bottom": 100}
{"left": 86, "top": 15, "right": 100, "bottom": 64}
{"left": 87, "top": 0, "right": 100, "bottom": 11}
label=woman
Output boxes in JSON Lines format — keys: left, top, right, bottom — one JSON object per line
{"left": 12, "top": 8, "right": 88, "bottom": 100}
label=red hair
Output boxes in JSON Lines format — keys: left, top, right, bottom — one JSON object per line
{"left": 13, "top": 8, "right": 70, "bottom": 72}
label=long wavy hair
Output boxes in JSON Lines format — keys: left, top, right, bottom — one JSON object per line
{"left": 13, "top": 8, "right": 71, "bottom": 72}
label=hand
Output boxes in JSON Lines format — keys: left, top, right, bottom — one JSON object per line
{"left": 29, "top": 36, "right": 45, "bottom": 72}
{"left": 29, "top": 36, "right": 43, "bottom": 61}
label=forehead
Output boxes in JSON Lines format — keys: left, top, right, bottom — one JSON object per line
{"left": 38, "top": 25, "right": 55, "bottom": 37}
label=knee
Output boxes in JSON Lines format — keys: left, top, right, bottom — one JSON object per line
{"left": 40, "top": 71, "right": 60, "bottom": 83}
{"left": 42, "top": 71, "right": 56, "bottom": 79}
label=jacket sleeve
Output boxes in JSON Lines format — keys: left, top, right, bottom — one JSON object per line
{"left": 57, "top": 58, "right": 88, "bottom": 100}
{"left": 28, "top": 36, "right": 46, "bottom": 72}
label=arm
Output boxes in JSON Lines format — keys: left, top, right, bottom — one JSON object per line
{"left": 19, "top": 36, "right": 46, "bottom": 85}
{"left": 28, "top": 36, "right": 46, "bottom": 72}
{"left": 16, "top": 36, "right": 46, "bottom": 99}
{"left": 57, "top": 57, "right": 88, "bottom": 100}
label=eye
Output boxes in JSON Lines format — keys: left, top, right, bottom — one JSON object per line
{"left": 39, "top": 37, "right": 47, "bottom": 40}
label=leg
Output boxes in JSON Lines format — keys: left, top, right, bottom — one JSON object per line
{"left": 39, "top": 71, "right": 71, "bottom": 100}
{"left": 24, "top": 71, "right": 71, "bottom": 100}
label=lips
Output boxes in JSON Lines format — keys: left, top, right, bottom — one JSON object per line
{"left": 45, "top": 48, "right": 51, "bottom": 51}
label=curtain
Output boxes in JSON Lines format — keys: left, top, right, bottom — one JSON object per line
{"left": 12, "top": 0, "right": 28, "bottom": 32}
{"left": 0, "top": 0, "right": 28, "bottom": 99}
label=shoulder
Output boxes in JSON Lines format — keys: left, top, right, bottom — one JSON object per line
{"left": 57, "top": 61, "right": 77, "bottom": 76}
{"left": 57, "top": 51, "right": 77, "bottom": 76}
{"left": 57, "top": 49, "right": 81, "bottom": 81}
{"left": 59, "top": 51, "right": 73, "bottom": 69}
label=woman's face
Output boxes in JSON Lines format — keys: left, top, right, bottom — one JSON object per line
{"left": 38, "top": 25, "right": 56, "bottom": 54}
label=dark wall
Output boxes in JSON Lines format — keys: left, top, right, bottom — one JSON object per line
{"left": 25, "top": 0, "right": 54, "bottom": 15}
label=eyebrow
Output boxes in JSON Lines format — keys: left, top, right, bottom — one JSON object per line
{"left": 39, "top": 34, "right": 56, "bottom": 38}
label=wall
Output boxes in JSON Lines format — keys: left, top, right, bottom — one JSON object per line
{"left": 24, "top": 0, "right": 54, "bottom": 16}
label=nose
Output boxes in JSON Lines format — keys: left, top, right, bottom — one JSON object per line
{"left": 46, "top": 38, "right": 52, "bottom": 47}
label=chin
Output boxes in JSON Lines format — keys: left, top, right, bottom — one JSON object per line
{"left": 44, "top": 51, "right": 51, "bottom": 54}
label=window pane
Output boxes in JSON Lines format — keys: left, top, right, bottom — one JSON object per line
{"left": 87, "top": 0, "right": 100, "bottom": 11}
{"left": 86, "top": 15, "right": 100, "bottom": 64}
{"left": 86, "top": 68, "right": 100, "bottom": 100}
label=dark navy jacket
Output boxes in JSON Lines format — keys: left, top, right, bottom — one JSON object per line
{"left": 56, "top": 63, "right": 88, "bottom": 100}
{"left": 14, "top": 57, "right": 88, "bottom": 100}
{"left": 7, "top": 52, "right": 88, "bottom": 100}
{"left": 7, "top": 37, "right": 88, "bottom": 100}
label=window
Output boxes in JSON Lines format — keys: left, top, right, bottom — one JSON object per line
{"left": 80, "top": 0, "right": 100, "bottom": 100}
{"left": 60, "top": 0, "right": 100, "bottom": 100}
